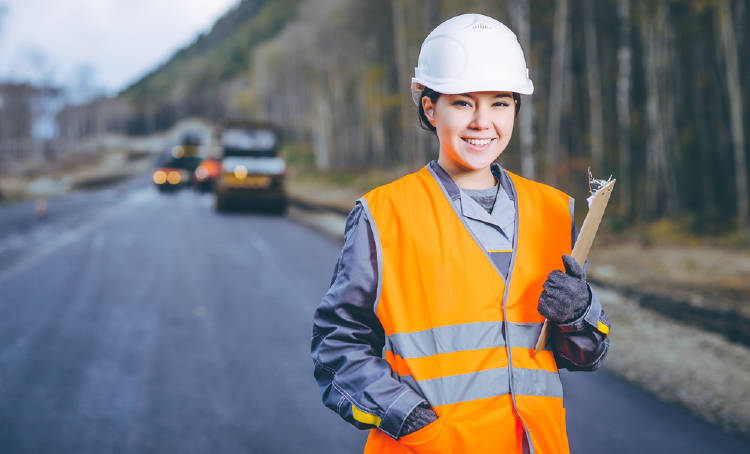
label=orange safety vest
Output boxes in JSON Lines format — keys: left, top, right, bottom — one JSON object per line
{"left": 359, "top": 166, "right": 572, "bottom": 454}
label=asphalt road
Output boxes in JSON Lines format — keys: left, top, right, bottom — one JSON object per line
{"left": 0, "top": 182, "right": 748, "bottom": 453}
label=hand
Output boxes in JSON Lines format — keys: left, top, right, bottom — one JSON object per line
{"left": 399, "top": 403, "right": 438, "bottom": 437}
{"left": 537, "top": 254, "right": 591, "bottom": 324}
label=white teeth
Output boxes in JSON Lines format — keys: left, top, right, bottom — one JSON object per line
{"left": 465, "top": 138, "right": 492, "bottom": 146}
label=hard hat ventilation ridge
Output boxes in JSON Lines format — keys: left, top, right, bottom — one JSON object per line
{"left": 470, "top": 22, "right": 500, "bottom": 30}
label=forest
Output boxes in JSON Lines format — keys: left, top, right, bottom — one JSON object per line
{"left": 92, "top": 0, "right": 750, "bottom": 236}
{"left": 245, "top": 0, "right": 748, "bottom": 236}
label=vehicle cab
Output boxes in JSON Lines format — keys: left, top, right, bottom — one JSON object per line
{"left": 214, "top": 120, "right": 287, "bottom": 213}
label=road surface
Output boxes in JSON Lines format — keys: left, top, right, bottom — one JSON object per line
{"left": 0, "top": 182, "right": 747, "bottom": 453}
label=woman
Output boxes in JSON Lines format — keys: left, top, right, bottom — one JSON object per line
{"left": 312, "top": 14, "right": 610, "bottom": 454}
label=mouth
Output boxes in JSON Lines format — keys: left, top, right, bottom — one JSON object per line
{"left": 462, "top": 137, "right": 496, "bottom": 149}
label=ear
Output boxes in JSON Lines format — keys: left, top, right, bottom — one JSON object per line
{"left": 421, "top": 97, "right": 436, "bottom": 126}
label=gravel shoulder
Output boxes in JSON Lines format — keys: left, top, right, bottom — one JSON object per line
{"left": 597, "top": 285, "right": 750, "bottom": 438}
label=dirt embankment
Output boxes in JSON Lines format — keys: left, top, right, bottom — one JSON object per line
{"left": 589, "top": 245, "right": 750, "bottom": 348}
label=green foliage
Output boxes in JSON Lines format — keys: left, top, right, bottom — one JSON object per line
{"left": 282, "top": 143, "right": 314, "bottom": 168}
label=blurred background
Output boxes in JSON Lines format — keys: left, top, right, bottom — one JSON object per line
{"left": 0, "top": 0, "right": 749, "bottom": 453}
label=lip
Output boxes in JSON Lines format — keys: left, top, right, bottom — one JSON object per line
{"left": 461, "top": 137, "right": 496, "bottom": 151}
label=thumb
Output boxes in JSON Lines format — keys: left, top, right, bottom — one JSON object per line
{"left": 562, "top": 254, "right": 584, "bottom": 279}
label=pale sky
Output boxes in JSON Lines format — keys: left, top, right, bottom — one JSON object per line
{"left": 0, "top": 0, "right": 238, "bottom": 98}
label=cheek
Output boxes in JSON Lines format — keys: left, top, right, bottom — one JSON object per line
{"left": 434, "top": 117, "right": 464, "bottom": 145}
{"left": 495, "top": 114, "right": 516, "bottom": 137}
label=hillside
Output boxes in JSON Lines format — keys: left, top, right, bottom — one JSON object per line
{"left": 118, "top": 0, "right": 302, "bottom": 134}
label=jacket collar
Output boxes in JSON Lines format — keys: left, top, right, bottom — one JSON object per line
{"left": 428, "top": 161, "right": 516, "bottom": 237}
{"left": 428, "top": 160, "right": 515, "bottom": 203}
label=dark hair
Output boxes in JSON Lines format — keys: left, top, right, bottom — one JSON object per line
{"left": 417, "top": 88, "right": 522, "bottom": 133}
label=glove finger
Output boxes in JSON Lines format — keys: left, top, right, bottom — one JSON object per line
{"left": 537, "top": 295, "right": 552, "bottom": 318}
{"left": 542, "top": 278, "right": 562, "bottom": 294}
{"left": 562, "top": 254, "right": 585, "bottom": 279}
{"left": 545, "top": 271, "right": 567, "bottom": 286}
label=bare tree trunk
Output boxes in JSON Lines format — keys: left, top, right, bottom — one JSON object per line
{"left": 511, "top": 0, "right": 535, "bottom": 179}
{"left": 391, "top": 0, "right": 416, "bottom": 167}
{"left": 642, "top": 17, "right": 661, "bottom": 218}
{"left": 311, "top": 78, "right": 331, "bottom": 171}
{"left": 616, "top": 0, "right": 632, "bottom": 217}
{"left": 583, "top": 0, "right": 604, "bottom": 174}
{"left": 735, "top": 0, "right": 745, "bottom": 55}
{"left": 545, "top": 0, "right": 568, "bottom": 185}
{"left": 641, "top": 1, "right": 678, "bottom": 218}
{"left": 364, "top": 66, "right": 387, "bottom": 166}
{"left": 716, "top": 0, "right": 749, "bottom": 234}
{"left": 691, "top": 43, "right": 717, "bottom": 227}
{"left": 661, "top": 19, "right": 680, "bottom": 214}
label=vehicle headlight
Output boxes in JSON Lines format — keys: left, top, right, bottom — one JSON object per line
{"left": 195, "top": 166, "right": 208, "bottom": 180}
{"left": 153, "top": 170, "right": 167, "bottom": 184}
{"left": 167, "top": 170, "right": 181, "bottom": 184}
{"left": 233, "top": 165, "right": 248, "bottom": 179}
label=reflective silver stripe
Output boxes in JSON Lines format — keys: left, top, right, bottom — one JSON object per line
{"left": 397, "top": 367, "right": 561, "bottom": 407}
{"left": 357, "top": 197, "right": 384, "bottom": 316}
{"left": 385, "top": 321, "right": 547, "bottom": 359}
{"left": 569, "top": 196, "right": 575, "bottom": 221}
{"left": 403, "top": 368, "right": 511, "bottom": 407}
{"left": 512, "top": 368, "right": 563, "bottom": 399}
{"left": 508, "top": 322, "right": 546, "bottom": 350}
{"left": 388, "top": 321, "right": 503, "bottom": 359}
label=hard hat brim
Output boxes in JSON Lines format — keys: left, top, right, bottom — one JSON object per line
{"left": 411, "top": 79, "right": 534, "bottom": 106}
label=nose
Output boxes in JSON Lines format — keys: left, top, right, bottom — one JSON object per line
{"left": 468, "top": 105, "right": 491, "bottom": 130}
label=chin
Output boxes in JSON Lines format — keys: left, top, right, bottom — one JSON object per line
{"left": 460, "top": 152, "right": 500, "bottom": 170}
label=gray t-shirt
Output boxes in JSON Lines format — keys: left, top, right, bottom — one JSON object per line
{"left": 462, "top": 184, "right": 499, "bottom": 214}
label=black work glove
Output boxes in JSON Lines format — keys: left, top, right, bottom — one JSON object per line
{"left": 537, "top": 254, "right": 591, "bottom": 324}
{"left": 399, "top": 402, "right": 438, "bottom": 437}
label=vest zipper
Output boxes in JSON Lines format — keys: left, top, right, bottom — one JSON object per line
{"left": 500, "top": 174, "right": 535, "bottom": 454}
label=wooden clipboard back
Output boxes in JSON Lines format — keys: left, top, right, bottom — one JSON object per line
{"left": 534, "top": 178, "right": 616, "bottom": 354}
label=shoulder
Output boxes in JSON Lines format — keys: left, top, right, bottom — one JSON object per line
{"left": 362, "top": 167, "right": 430, "bottom": 207}
{"left": 503, "top": 169, "right": 571, "bottom": 202}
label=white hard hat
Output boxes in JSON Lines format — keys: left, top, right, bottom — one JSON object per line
{"left": 411, "top": 14, "right": 534, "bottom": 105}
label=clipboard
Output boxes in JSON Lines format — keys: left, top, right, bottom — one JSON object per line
{"left": 534, "top": 177, "right": 616, "bottom": 354}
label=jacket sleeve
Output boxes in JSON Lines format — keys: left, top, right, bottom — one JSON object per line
{"left": 551, "top": 288, "right": 611, "bottom": 371}
{"left": 311, "top": 203, "right": 427, "bottom": 439}
{"left": 551, "top": 213, "right": 611, "bottom": 371}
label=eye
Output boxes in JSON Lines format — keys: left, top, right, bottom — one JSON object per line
{"left": 493, "top": 101, "right": 511, "bottom": 108}
{"left": 452, "top": 100, "right": 471, "bottom": 107}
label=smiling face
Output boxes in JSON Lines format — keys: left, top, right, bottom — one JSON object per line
{"left": 422, "top": 91, "right": 516, "bottom": 187}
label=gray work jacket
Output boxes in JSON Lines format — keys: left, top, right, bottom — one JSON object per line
{"left": 311, "top": 161, "right": 610, "bottom": 439}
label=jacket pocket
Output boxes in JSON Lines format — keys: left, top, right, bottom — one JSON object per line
{"left": 399, "top": 419, "right": 455, "bottom": 453}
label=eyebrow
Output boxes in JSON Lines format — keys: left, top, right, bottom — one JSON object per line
{"left": 457, "top": 93, "right": 513, "bottom": 99}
